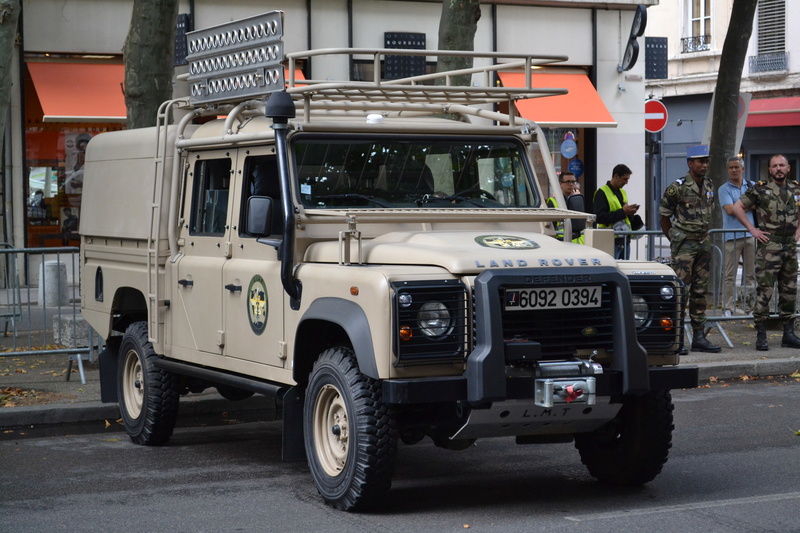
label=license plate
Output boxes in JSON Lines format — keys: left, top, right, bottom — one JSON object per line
{"left": 504, "top": 286, "right": 602, "bottom": 311}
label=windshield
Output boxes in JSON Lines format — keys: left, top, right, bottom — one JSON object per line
{"left": 294, "top": 136, "right": 537, "bottom": 209}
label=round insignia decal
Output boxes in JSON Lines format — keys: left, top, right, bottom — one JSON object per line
{"left": 475, "top": 235, "right": 540, "bottom": 249}
{"left": 666, "top": 185, "right": 677, "bottom": 197}
{"left": 247, "top": 275, "right": 268, "bottom": 335}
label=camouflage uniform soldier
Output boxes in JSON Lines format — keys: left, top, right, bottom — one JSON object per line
{"left": 731, "top": 154, "right": 800, "bottom": 351}
{"left": 659, "top": 145, "right": 721, "bottom": 353}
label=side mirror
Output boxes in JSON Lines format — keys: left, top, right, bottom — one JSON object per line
{"left": 246, "top": 196, "right": 273, "bottom": 236}
{"left": 566, "top": 193, "right": 586, "bottom": 234}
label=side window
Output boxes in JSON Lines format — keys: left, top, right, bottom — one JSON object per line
{"left": 190, "top": 158, "right": 232, "bottom": 235}
{"left": 241, "top": 155, "right": 283, "bottom": 236}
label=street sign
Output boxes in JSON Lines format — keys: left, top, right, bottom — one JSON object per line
{"left": 560, "top": 139, "right": 577, "bottom": 159}
{"left": 644, "top": 99, "right": 668, "bottom": 133}
{"left": 568, "top": 158, "right": 584, "bottom": 178}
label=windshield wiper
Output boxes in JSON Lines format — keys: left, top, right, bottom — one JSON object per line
{"left": 416, "top": 194, "right": 487, "bottom": 208}
{"left": 315, "top": 193, "right": 392, "bottom": 208}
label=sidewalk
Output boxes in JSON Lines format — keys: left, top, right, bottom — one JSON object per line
{"left": 2, "top": 317, "right": 799, "bottom": 432}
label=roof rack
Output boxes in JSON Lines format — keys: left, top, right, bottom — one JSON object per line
{"left": 284, "top": 48, "right": 569, "bottom": 123}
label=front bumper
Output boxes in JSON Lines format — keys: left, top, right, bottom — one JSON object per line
{"left": 382, "top": 365, "right": 699, "bottom": 405}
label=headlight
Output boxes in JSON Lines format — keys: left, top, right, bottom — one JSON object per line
{"left": 632, "top": 294, "right": 649, "bottom": 327}
{"left": 660, "top": 285, "right": 675, "bottom": 300}
{"left": 417, "top": 301, "right": 453, "bottom": 338}
{"left": 392, "top": 280, "right": 468, "bottom": 364}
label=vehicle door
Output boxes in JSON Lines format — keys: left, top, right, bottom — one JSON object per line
{"left": 172, "top": 150, "right": 236, "bottom": 354}
{"left": 222, "top": 149, "right": 287, "bottom": 367}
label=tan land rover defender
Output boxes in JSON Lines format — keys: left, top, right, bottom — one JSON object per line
{"left": 80, "top": 12, "right": 697, "bottom": 511}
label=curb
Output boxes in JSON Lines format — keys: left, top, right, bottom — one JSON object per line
{"left": 0, "top": 394, "right": 279, "bottom": 431}
{"left": 693, "top": 358, "right": 800, "bottom": 381}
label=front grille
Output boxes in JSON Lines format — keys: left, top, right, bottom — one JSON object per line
{"left": 500, "top": 284, "right": 614, "bottom": 360}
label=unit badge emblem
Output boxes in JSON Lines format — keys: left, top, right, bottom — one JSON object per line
{"left": 475, "top": 235, "right": 539, "bottom": 249}
{"left": 247, "top": 275, "right": 268, "bottom": 335}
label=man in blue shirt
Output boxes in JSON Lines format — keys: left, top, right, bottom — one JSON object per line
{"left": 718, "top": 156, "right": 756, "bottom": 316}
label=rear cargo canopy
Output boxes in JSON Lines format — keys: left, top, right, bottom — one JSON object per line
{"left": 81, "top": 127, "right": 179, "bottom": 240}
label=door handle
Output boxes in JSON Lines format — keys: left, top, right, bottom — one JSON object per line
{"left": 178, "top": 279, "right": 194, "bottom": 287}
{"left": 225, "top": 283, "right": 242, "bottom": 293}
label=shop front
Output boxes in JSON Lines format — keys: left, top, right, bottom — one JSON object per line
{"left": 497, "top": 70, "right": 617, "bottom": 200}
{"left": 24, "top": 60, "right": 126, "bottom": 248}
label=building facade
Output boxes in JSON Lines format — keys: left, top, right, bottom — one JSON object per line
{"left": 6, "top": 0, "right": 657, "bottom": 250}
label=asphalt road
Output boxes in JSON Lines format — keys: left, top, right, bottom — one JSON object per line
{"left": 2, "top": 379, "right": 799, "bottom": 532}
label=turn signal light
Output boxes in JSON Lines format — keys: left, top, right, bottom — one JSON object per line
{"left": 660, "top": 317, "right": 673, "bottom": 331}
{"left": 399, "top": 325, "right": 413, "bottom": 341}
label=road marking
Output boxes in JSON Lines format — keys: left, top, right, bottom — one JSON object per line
{"left": 564, "top": 492, "right": 800, "bottom": 522}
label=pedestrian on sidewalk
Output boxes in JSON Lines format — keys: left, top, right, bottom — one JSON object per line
{"left": 593, "top": 164, "right": 642, "bottom": 260}
{"left": 659, "top": 144, "right": 721, "bottom": 353}
{"left": 719, "top": 156, "right": 756, "bottom": 316}
{"left": 731, "top": 154, "right": 800, "bottom": 351}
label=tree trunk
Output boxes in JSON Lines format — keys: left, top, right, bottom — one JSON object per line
{"left": 0, "top": 0, "right": 21, "bottom": 148}
{"left": 123, "top": 0, "right": 179, "bottom": 129}
{"left": 708, "top": 0, "right": 758, "bottom": 226}
{"left": 436, "top": 0, "right": 481, "bottom": 86}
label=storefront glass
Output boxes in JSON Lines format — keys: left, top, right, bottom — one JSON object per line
{"left": 25, "top": 125, "right": 122, "bottom": 247}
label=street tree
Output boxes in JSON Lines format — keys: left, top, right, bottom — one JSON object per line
{"left": 708, "top": 0, "right": 758, "bottom": 223}
{"left": 123, "top": 0, "right": 179, "bottom": 128}
{"left": 0, "top": 0, "right": 20, "bottom": 147}
{"left": 435, "top": 0, "right": 481, "bottom": 86}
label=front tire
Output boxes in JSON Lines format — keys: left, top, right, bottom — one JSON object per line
{"left": 574, "top": 390, "right": 674, "bottom": 486}
{"left": 118, "top": 322, "right": 179, "bottom": 446}
{"left": 304, "top": 347, "right": 398, "bottom": 511}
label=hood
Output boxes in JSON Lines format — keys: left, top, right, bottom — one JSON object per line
{"left": 304, "top": 230, "right": 616, "bottom": 274}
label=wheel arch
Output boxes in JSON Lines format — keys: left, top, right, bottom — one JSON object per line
{"left": 294, "top": 298, "right": 378, "bottom": 384}
{"left": 110, "top": 287, "right": 148, "bottom": 334}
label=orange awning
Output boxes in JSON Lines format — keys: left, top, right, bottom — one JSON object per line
{"left": 746, "top": 97, "right": 800, "bottom": 128}
{"left": 27, "top": 62, "right": 126, "bottom": 123}
{"left": 497, "top": 71, "right": 616, "bottom": 128}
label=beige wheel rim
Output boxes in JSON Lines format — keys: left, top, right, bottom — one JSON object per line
{"left": 313, "top": 383, "right": 349, "bottom": 477}
{"left": 122, "top": 349, "right": 144, "bottom": 420}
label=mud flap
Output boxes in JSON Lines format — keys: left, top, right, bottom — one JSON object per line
{"left": 98, "top": 338, "right": 121, "bottom": 403}
{"left": 281, "top": 386, "right": 306, "bottom": 462}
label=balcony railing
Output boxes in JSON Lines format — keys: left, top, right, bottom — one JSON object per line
{"left": 681, "top": 35, "right": 711, "bottom": 53}
{"left": 749, "top": 52, "right": 788, "bottom": 73}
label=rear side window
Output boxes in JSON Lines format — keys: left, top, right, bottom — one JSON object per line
{"left": 189, "top": 158, "right": 232, "bottom": 235}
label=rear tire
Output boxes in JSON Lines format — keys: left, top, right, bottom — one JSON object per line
{"left": 118, "top": 322, "right": 179, "bottom": 446}
{"left": 574, "top": 390, "right": 674, "bottom": 486}
{"left": 304, "top": 347, "right": 397, "bottom": 511}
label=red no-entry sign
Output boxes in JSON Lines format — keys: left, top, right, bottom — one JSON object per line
{"left": 644, "top": 99, "right": 668, "bottom": 133}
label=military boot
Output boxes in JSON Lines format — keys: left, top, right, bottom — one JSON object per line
{"left": 756, "top": 325, "right": 769, "bottom": 351}
{"left": 691, "top": 328, "right": 721, "bottom": 353}
{"left": 781, "top": 320, "right": 800, "bottom": 348}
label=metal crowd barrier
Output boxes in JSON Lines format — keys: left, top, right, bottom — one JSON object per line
{"left": 0, "top": 245, "right": 100, "bottom": 384}
{"left": 615, "top": 227, "right": 795, "bottom": 347}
